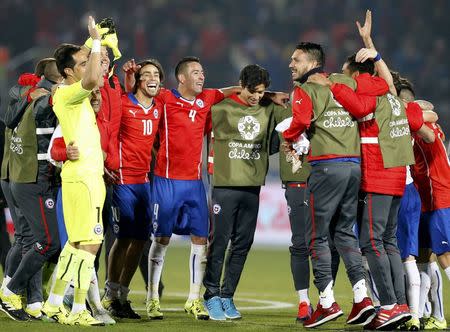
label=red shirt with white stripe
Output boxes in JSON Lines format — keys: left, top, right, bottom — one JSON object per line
{"left": 153, "top": 88, "right": 224, "bottom": 180}
{"left": 117, "top": 93, "right": 161, "bottom": 184}
{"left": 412, "top": 123, "right": 450, "bottom": 211}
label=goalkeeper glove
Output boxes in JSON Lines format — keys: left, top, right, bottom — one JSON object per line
{"left": 84, "top": 25, "right": 109, "bottom": 49}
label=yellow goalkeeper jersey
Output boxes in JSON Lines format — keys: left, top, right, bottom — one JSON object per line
{"left": 53, "top": 80, "right": 103, "bottom": 181}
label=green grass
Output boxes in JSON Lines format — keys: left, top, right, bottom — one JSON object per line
{"left": 1, "top": 244, "right": 449, "bottom": 331}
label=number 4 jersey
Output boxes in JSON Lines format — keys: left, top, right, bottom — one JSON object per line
{"left": 154, "top": 88, "right": 224, "bottom": 180}
{"left": 118, "top": 93, "right": 162, "bottom": 184}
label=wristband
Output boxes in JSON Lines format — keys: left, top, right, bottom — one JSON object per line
{"left": 374, "top": 53, "right": 382, "bottom": 62}
{"left": 91, "top": 39, "right": 101, "bottom": 53}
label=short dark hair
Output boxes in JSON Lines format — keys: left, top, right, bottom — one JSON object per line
{"left": 53, "top": 43, "right": 82, "bottom": 78}
{"left": 345, "top": 53, "right": 375, "bottom": 76}
{"left": 239, "top": 64, "right": 270, "bottom": 91}
{"left": 295, "top": 42, "right": 325, "bottom": 67}
{"left": 134, "top": 59, "right": 165, "bottom": 93}
{"left": 174, "top": 56, "right": 200, "bottom": 82}
{"left": 34, "top": 57, "right": 55, "bottom": 76}
{"left": 392, "top": 71, "right": 415, "bottom": 97}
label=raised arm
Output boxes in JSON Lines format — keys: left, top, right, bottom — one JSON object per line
{"left": 356, "top": 10, "right": 396, "bottom": 95}
{"left": 81, "top": 16, "right": 102, "bottom": 91}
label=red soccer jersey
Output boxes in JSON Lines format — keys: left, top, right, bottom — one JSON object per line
{"left": 118, "top": 93, "right": 162, "bottom": 184}
{"left": 412, "top": 123, "right": 450, "bottom": 211}
{"left": 153, "top": 88, "right": 224, "bottom": 180}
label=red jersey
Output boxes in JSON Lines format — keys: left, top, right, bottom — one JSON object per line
{"left": 97, "top": 74, "right": 122, "bottom": 171}
{"left": 154, "top": 88, "right": 224, "bottom": 180}
{"left": 118, "top": 93, "right": 162, "bottom": 184}
{"left": 412, "top": 123, "right": 450, "bottom": 211}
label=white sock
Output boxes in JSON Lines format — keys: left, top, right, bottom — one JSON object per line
{"left": 353, "top": 279, "right": 368, "bottom": 304}
{"left": 119, "top": 285, "right": 130, "bottom": 303}
{"left": 319, "top": 281, "right": 335, "bottom": 309}
{"left": 188, "top": 243, "right": 207, "bottom": 301}
{"left": 27, "top": 301, "right": 43, "bottom": 310}
{"left": 298, "top": 289, "right": 310, "bottom": 305}
{"left": 445, "top": 266, "right": 450, "bottom": 281}
{"left": 404, "top": 260, "right": 421, "bottom": 319}
{"left": 1, "top": 276, "right": 11, "bottom": 290}
{"left": 428, "top": 262, "right": 444, "bottom": 321}
{"left": 72, "top": 301, "right": 86, "bottom": 314}
{"left": 87, "top": 271, "right": 103, "bottom": 311}
{"left": 418, "top": 268, "right": 431, "bottom": 318}
{"left": 3, "top": 286, "right": 16, "bottom": 297}
{"left": 104, "top": 280, "right": 120, "bottom": 301}
{"left": 147, "top": 242, "right": 168, "bottom": 301}
{"left": 48, "top": 293, "right": 64, "bottom": 307}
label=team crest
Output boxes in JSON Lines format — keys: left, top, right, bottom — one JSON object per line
{"left": 94, "top": 224, "right": 103, "bottom": 235}
{"left": 45, "top": 198, "right": 55, "bottom": 209}
{"left": 238, "top": 116, "right": 261, "bottom": 140}
{"left": 213, "top": 204, "right": 221, "bottom": 214}
{"left": 287, "top": 205, "right": 291, "bottom": 215}
{"left": 113, "top": 224, "right": 120, "bottom": 235}
{"left": 153, "top": 109, "right": 159, "bottom": 118}
{"left": 196, "top": 99, "right": 204, "bottom": 108}
{"left": 152, "top": 221, "right": 159, "bottom": 233}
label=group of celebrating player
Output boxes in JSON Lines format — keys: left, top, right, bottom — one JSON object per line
{"left": 0, "top": 9, "right": 448, "bottom": 330}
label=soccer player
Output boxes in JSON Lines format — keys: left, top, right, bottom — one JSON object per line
{"left": 309, "top": 53, "right": 435, "bottom": 330}
{"left": 49, "top": 87, "right": 116, "bottom": 326}
{"left": 102, "top": 58, "right": 164, "bottom": 319}
{"left": 409, "top": 91, "right": 450, "bottom": 330}
{"left": 202, "top": 64, "right": 282, "bottom": 320}
{"left": 0, "top": 59, "right": 63, "bottom": 321}
{"left": 139, "top": 56, "right": 241, "bottom": 320}
{"left": 41, "top": 16, "right": 106, "bottom": 326}
{"left": 282, "top": 42, "right": 373, "bottom": 328}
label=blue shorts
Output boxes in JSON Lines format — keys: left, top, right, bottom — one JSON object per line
{"left": 420, "top": 207, "right": 450, "bottom": 255}
{"left": 56, "top": 188, "right": 68, "bottom": 247}
{"left": 396, "top": 183, "right": 421, "bottom": 259}
{"left": 152, "top": 175, "right": 208, "bottom": 238}
{"left": 112, "top": 183, "right": 152, "bottom": 240}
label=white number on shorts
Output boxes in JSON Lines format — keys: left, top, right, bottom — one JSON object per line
{"left": 142, "top": 119, "right": 153, "bottom": 135}
{"left": 189, "top": 110, "right": 197, "bottom": 122}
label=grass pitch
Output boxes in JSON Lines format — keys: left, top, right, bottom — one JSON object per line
{"left": 1, "top": 244, "right": 449, "bottom": 331}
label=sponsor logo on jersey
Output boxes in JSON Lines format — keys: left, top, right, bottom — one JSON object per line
{"left": 153, "top": 109, "right": 159, "bottom": 118}
{"left": 45, "top": 198, "right": 55, "bottom": 209}
{"left": 213, "top": 204, "right": 221, "bottom": 214}
{"left": 35, "top": 242, "right": 43, "bottom": 251}
{"left": 129, "top": 109, "right": 138, "bottom": 117}
{"left": 196, "top": 99, "right": 204, "bottom": 108}
{"left": 387, "top": 93, "right": 402, "bottom": 116}
{"left": 94, "top": 224, "right": 103, "bottom": 235}
{"left": 237, "top": 116, "right": 261, "bottom": 140}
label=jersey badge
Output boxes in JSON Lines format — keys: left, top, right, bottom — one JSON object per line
{"left": 153, "top": 109, "right": 159, "bottom": 119}
{"left": 196, "top": 99, "right": 204, "bottom": 108}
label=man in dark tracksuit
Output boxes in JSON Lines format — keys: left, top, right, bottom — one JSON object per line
{"left": 272, "top": 107, "right": 341, "bottom": 322}
{"left": 0, "top": 73, "right": 50, "bottom": 321}
{"left": 0, "top": 62, "right": 62, "bottom": 321}
{"left": 203, "top": 65, "right": 279, "bottom": 320}
{"left": 283, "top": 42, "right": 374, "bottom": 328}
